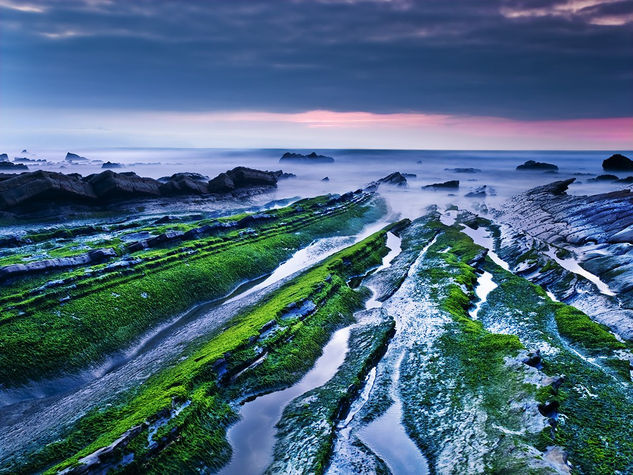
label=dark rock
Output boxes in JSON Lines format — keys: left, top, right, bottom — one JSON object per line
{"left": 0, "top": 162, "right": 28, "bottom": 171}
{"left": 86, "top": 171, "right": 161, "bottom": 199}
{"left": 423, "top": 180, "right": 459, "bottom": 190}
{"left": 101, "top": 161, "right": 123, "bottom": 169}
{"left": 416, "top": 160, "right": 423, "bottom": 164}
{"left": 522, "top": 350, "right": 542, "bottom": 369}
{"left": 538, "top": 400, "right": 560, "bottom": 418}
{"left": 321, "top": 177, "right": 330, "bottom": 182}
{"left": 375, "top": 172, "right": 408, "bottom": 187}
{"left": 0, "top": 153, "right": 8, "bottom": 162}
{"left": 445, "top": 167, "right": 482, "bottom": 173}
{"left": 603, "top": 153, "right": 633, "bottom": 171}
{"left": 65, "top": 152, "right": 88, "bottom": 162}
{"left": 160, "top": 174, "right": 209, "bottom": 195}
{"left": 590, "top": 174, "right": 618, "bottom": 182}
{"left": 272, "top": 170, "right": 296, "bottom": 180}
{"left": 14, "top": 157, "right": 45, "bottom": 163}
{"left": 0, "top": 170, "right": 96, "bottom": 208}
{"left": 402, "top": 173, "right": 417, "bottom": 178}
{"left": 280, "top": 152, "right": 334, "bottom": 163}
{"left": 158, "top": 172, "right": 209, "bottom": 183}
{"left": 465, "top": 186, "right": 488, "bottom": 198}
{"left": 516, "top": 160, "right": 559, "bottom": 171}
{"left": 226, "top": 167, "right": 277, "bottom": 188}
{"left": 618, "top": 176, "right": 633, "bottom": 183}
{"left": 207, "top": 172, "right": 234, "bottom": 193}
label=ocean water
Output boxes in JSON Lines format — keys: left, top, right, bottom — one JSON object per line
{"left": 4, "top": 148, "right": 632, "bottom": 220}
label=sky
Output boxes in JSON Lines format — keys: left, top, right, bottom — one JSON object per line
{"left": 0, "top": 0, "right": 632, "bottom": 150}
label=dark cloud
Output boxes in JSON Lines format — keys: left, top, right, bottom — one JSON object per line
{"left": 1, "top": 0, "right": 632, "bottom": 119}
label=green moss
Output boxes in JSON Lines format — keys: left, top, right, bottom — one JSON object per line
{"left": 553, "top": 305, "right": 626, "bottom": 354}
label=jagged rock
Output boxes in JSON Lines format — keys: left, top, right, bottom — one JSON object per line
{"left": 465, "top": 185, "right": 488, "bottom": 198}
{"left": 423, "top": 180, "right": 459, "bottom": 190}
{"left": 0, "top": 162, "right": 28, "bottom": 171}
{"left": 86, "top": 171, "right": 161, "bottom": 199}
{"left": 375, "top": 172, "right": 408, "bottom": 187}
{"left": 158, "top": 172, "right": 209, "bottom": 183}
{"left": 279, "top": 152, "right": 335, "bottom": 163}
{"left": 65, "top": 152, "right": 88, "bottom": 162}
{"left": 0, "top": 170, "right": 96, "bottom": 208}
{"left": 321, "top": 177, "right": 330, "bottom": 182}
{"left": 516, "top": 160, "right": 558, "bottom": 171}
{"left": 603, "top": 153, "right": 633, "bottom": 171}
{"left": 0, "top": 153, "right": 8, "bottom": 162}
{"left": 272, "top": 170, "right": 296, "bottom": 179}
{"left": 160, "top": 175, "right": 209, "bottom": 195}
{"left": 226, "top": 167, "right": 277, "bottom": 188}
{"left": 14, "top": 157, "right": 45, "bottom": 163}
{"left": 101, "top": 161, "right": 123, "bottom": 169}
{"left": 207, "top": 172, "right": 235, "bottom": 193}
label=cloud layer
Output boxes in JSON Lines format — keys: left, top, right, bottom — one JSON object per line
{"left": 1, "top": 0, "right": 632, "bottom": 121}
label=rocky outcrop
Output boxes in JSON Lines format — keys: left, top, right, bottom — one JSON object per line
{"left": 65, "top": 152, "right": 88, "bottom": 162}
{"left": 516, "top": 160, "right": 558, "bottom": 171}
{"left": 0, "top": 162, "right": 28, "bottom": 171}
{"left": 86, "top": 171, "right": 162, "bottom": 199}
{"left": 101, "top": 161, "right": 123, "bottom": 169}
{"left": 603, "top": 153, "right": 633, "bottom": 171}
{"left": 0, "top": 248, "right": 117, "bottom": 281}
{"left": 0, "top": 167, "right": 280, "bottom": 210}
{"left": 0, "top": 153, "right": 8, "bottom": 162}
{"left": 423, "top": 180, "right": 459, "bottom": 190}
{"left": 279, "top": 152, "right": 334, "bottom": 163}
{"left": 0, "top": 170, "right": 97, "bottom": 208}
{"left": 375, "top": 172, "right": 408, "bottom": 187}
{"left": 14, "top": 157, "right": 45, "bottom": 163}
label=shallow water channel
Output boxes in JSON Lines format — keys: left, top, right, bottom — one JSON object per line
{"left": 219, "top": 327, "right": 351, "bottom": 474}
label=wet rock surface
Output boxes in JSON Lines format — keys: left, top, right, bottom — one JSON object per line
{"left": 0, "top": 166, "right": 281, "bottom": 211}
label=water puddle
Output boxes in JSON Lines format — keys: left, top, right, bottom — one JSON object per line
{"left": 471, "top": 271, "right": 496, "bottom": 320}
{"left": 545, "top": 249, "right": 615, "bottom": 297}
{"left": 459, "top": 224, "right": 510, "bottom": 271}
{"left": 228, "top": 220, "right": 393, "bottom": 304}
{"left": 366, "top": 232, "right": 402, "bottom": 309}
{"left": 359, "top": 354, "right": 429, "bottom": 475}
{"left": 219, "top": 327, "right": 351, "bottom": 475}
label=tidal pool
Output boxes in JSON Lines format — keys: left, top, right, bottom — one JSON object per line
{"left": 220, "top": 327, "right": 351, "bottom": 475}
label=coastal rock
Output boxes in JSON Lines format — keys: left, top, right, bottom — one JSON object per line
{"left": 603, "top": 153, "right": 633, "bottom": 171}
{"left": 516, "top": 160, "right": 559, "bottom": 171}
{"left": 101, "top": 161, "right": 123, "bottom": 169}
{"left": 272, "top": 170, "right": 296, "bottom": 179}
{"left": 423, "top": 180, "right": 459, "bottom": 190}
{"left": 375, "top": 172, "right": 408, "bottom": 187}
{"left": 226, "top": 166, "right": 277, "bottom": 188}
{"left": 465, "top": 185, "right": 488, "bottom": 198}
{"left": 321, "top": 176, "right": 330, "bottom": 182}
{"left": 160, "top": 174, "right": 209, "bottom": 195}
{"left": 65, "top": 152, "right": 88, "bottom": 162}
{"left": 207, "top": 172, "right": 235, "bottom": 193}
{"left": 0, "top": 162, "right": 28, "bottom": 171}
{"left": 86, "top": 171, "right": 162, "bottom": 199}
{"left": 158, "top": 172, "right": 209, "bottom": 183}
{"left": 14, "top": 157, "right": 46, "bottom": 163}
{"left": 0, "top": 153, "right": 8, "bottom": 162}
{"left": 0, "top": 170, "right": 96, "bottom": 208}
{"left": 279, "top": 152, "right": 335, "bottom": 163}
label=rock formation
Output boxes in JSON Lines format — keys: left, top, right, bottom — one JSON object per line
{"left": 279, "top": 152, "right": 334, "bottom": 163}
{"left": 603, "top": 153, "right": 633, "bottom": 171}
{"left": 516, "top": 160, "right": 558, "bottom": 171}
